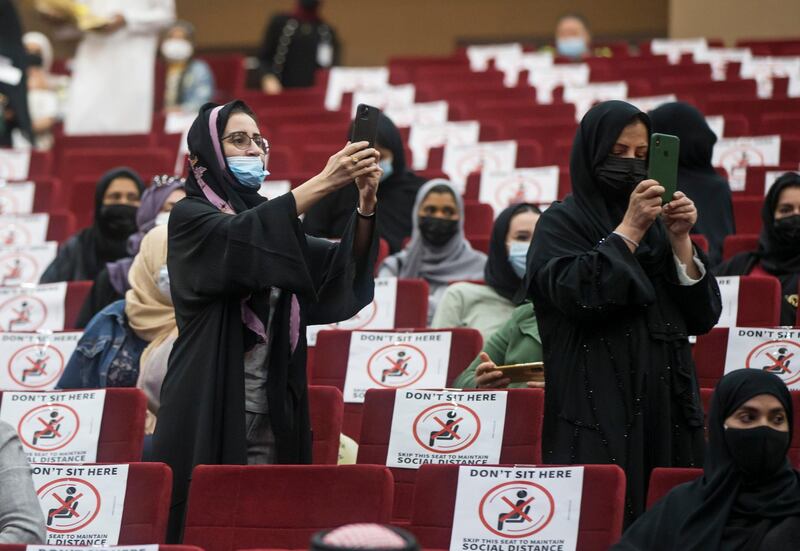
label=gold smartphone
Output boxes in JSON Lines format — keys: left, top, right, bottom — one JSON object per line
{"left": 495, "top": 362, "right": 544, "bottom": 384}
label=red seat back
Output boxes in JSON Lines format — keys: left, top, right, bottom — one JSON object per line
{"left": 722, "top": 234, "right": 759, "bottom": 261}
{"left": 358, "top": 388, "right": 545, "bottom": 521}
{"left": 58, "top": 148, "right": 173, "bottom": 183}
{"left": 308, "top": 385, "right": 344, "bottom": 465}
{"left": 463, "top": 201, "right": 494, "bottom": 239}
{"left": 735, "top": 276, "right": 782, "bottom": 327}
{"left": 30, "top": 178, "right": 62, "bottom": 213}
{"left": 46, "top": 211, "right": 77, "bottom": 244}
{"left": 693, "top": 327, "right": 730, "bottom": 388}
{"left": 408, "top": 464, "right": 626, "bottom": 551}
{"left": 183, "top": 465, "right": 394, "bottom": 551}
{"left": 690, "top": 234, "right": 708, "bottom": 253}
{"left": 0, "top": 387, "right": 146, "bottom": 462}
{"left": 646, "top": 467, "right": 702, "bottom": 509}
{"left": 118, "top": 462, "right": 173, "bottom": 544}
{"left": 65, "top": 280, "right": 92, "bottom": 330}
{"left": 732, "top": 196, "right": 763, "bottom": 234}
{"left": 311, "top": 328, "right": 482, "bottom": 439}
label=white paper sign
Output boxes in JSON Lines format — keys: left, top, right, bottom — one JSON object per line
{"left": 527, "top": 64, "right": 590, "bottom": 104}
{"left": 724, "top": 327, "right": 800, "bottom": 388}
{"left": 26, "top": 546, "right": 157, "bottom": 551}
{"left": 307, "top": 277, "right": 398, "bottom": 347}
{"left": 0, "top": 214, "right": 49, "bottom": 246}
{"left": 31, "top": 463, "right": 128, "bottom": 546}
{"left": 712, "top": 136, "right": 781, "bottom": 192}
{"left": 0, "top": 242, "right": 57, "bottom": 285}
{"left": 715, "top": 276, "right": 741, "bottom": 328}
{"left": 342, "top": 330, "right": 451, "bottom": 403}
{"left": 650, "top": 38, "right": 708, "bottom": 64}
{"left": 467, "top": 43, "right": 524, "bottom": 72}
{"left": 479, "top": 167, "right": 560, "bottom": 214}
{"left": 450, "top": 466, "right": 584, "bottom": 551}
{"left": 0, "top": 283, "right": 67, "bottom": 332}
{"left": 443, "top": 141, "right": 518, "bottom": 192}
{"left": 324, "top": 67, "right": 390, "bottom": 111}
{"left": 0, "top": 150, "right": 32, "bottom": 181}
{"left": 694, "top": 48, "right": 753, "bottom": 80}
{"left": 789, "top": 75, "right": 800, "bottom": 98}
{"left": 740, "top": 56, "right": 800, "bottom": 98}
{"left": 0, "top": 63, "right": 23, "bottom": 86}
{"left": 627, "top": 94, "right": 678, "bottom": 113}
{"left": 0, "top": 332, "right": 81, "bottom": 391}
{"left": 164, "top": 110, "right": 197, "bottom": 135}
{"left": 351, "top": 84, "right": 416, "bottom": 117}
{"left": 384, "top": 101, "right": 449, "bottom": 128}
{"left": 0, "top": 181, "right": 35, "bottom": 214}
{"left": 386, "top": 389, "right": 507, "bottom": 469}
{"left": 563, "top": 81, "right": 629, "bottom": 121}
{"left": 706, "top": 116, "right": 725, "bottom": 139}
{"left": 258, "top": 180, "right": 291, "bottom": 201}
{"left": 409, "top": 121, "right": 480, "bottom": 171}
{"left": 496, "top": 52, "right": 553, "bottom": 87}
{"left": 0, "top": 389, "right": 105, "bottom": 463}
{"left": 765, "top": 170, "right": 800, "bottom": 195}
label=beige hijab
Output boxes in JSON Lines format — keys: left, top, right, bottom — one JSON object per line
{"left": 124, "top": 225, "right": 177, "bottom": 433}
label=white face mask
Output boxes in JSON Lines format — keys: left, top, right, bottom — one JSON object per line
{"left": 154, "top": 212, "right": 170, "bottom": 227}
{"left": 161, "top": 38, "right": 193, "bottom": 62}
{"left": 157, "top": 264, "right": 172, "bottom": 304}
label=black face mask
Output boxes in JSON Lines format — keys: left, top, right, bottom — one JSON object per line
{"left": 98, "top": 204, "right": 138, "bottom": 238}
{"left": 27, "top": 53, "right": 44, "bottom": 68}
{"left": 724, "top": 425, "right": 790, "bottom": 482}
{"left": 299, "top": 0, "right": 320, "bottom": 9}
{"left": 596, "top": 156, "right": 648, "bottom": 201}
{"left": 418, "top": 216, "right": 458, "bottom": 247}
{"left": 773, "top": 214, "right": 800, "bottom": 243}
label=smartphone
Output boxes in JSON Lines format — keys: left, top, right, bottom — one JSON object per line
{"left": 648, "top": 133, "right": 680, "bottom": 204}
{"left": 350, "top": 104, "right": 381, "bottom": 148}
{"left": 495, "top": 362, "right": 545, "bottom": 385}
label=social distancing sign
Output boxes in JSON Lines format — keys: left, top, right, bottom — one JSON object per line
{"left": 0, "top": 181, "right": 35, "bottom": 214}
{"left": 0, "top": 243, "right": 58, "bottom": 286}
{"left": 715, "top": 276, "right": 740, "bottom": 328}
{"left": 386, "top": 390, "right": 507, "bottom": 469}
{"left": 725, "top": 327, "right": 800, "bottom": 389}
{"left": 712, "top": 135, "right": 781, "bottom": 192}
{"left": 32, "top": 463, "right": 129, "bottom": 546}
{"left": 26, "top": 546, "right": 156, "bottom": 551}
{"left": 343, "top": 331, "right": 451, "bottom": 403}
{"left": 0, "top": 332, "right": 81, "bottom": 391}
{"left": 450, "top": 466, "right": 584, "bottom": 551}
{"left": 480, "top": 167, "right": 559, "bottom": 215}
{"left": 442, "top": 141, "right": 518, "bottom": 193}
{"left": 307, "top": 277, "right": 398, "bottom": 347}
{"left": 0, "top": 214, "right": 49, "bottom": 246}
{"left": 0, "top": 390, "right": 105, "bottom": 463}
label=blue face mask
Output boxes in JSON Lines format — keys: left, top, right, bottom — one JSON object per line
{"left": 227, "top": 156, "right": 269, "bottom": 190}
{"left": 556, "top": 37, "right": 588, "bottom": 59}
{"left": 508, "top": 241, "right": 530, "bottom": 279}
{"left": 379, "top": 158, "right": 394, "bottom": 182}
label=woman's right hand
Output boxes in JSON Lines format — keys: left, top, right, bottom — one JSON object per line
{"left": 318, "top": 141, "right": 380, "bottom": 191}
{"left": 618, "top": 179, "right": 665, "bottom": 242}
{"left": 474, "top": 352, "right": 511, "bottom": 389}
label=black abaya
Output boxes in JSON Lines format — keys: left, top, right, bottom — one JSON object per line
{"left": 0, "top": 0, "right": 33, "bottom": 146}
{"left": 525, "top": 101, "right": 721, "bottom": 521}
{"left": 613, "top": 369, "right": 800, "bottom": 551}
{"left": 151, "top": 102, "right": 377, "bottom": 541}
{"left": 649, "top": 102, "right": 735, "bottom": 267}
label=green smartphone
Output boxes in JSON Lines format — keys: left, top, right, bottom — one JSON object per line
{"left": 648, "top": 133, "right": 680, "bottom": 204}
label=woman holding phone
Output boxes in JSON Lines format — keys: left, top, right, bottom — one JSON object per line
{"left": 151, "top": 100, "right": 381, "bottom": 540}
{"left": 522, "top": 100, "right": 721, "bottom": 523}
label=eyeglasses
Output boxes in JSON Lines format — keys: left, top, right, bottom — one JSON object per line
{"left": 221, "top": 131, "right": 269, "bottom": 153}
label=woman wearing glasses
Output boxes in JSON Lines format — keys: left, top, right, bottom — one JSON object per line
{"left": 152, "top": 100, "right": 381, "bottom": 541}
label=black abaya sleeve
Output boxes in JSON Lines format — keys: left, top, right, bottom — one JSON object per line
{"left": 257, "top": 15, "right": 288, "bottom": 78}
{"left": 662, "top": 247, "right": 722, "bottom": 335}
{"left": 529, "top": 206, "right": 657, "bottom": 323}
{"left": 305, "top": 211, "right": 379, "bottom": 325}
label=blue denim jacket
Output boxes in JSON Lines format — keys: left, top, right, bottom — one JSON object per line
{"left": 58, "top": 300, "right": 147, "bottom": 389}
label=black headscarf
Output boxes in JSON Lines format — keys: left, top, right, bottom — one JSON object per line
{"left": 649, "top": 102, "right": 734, "bottom": 266}
{"left": 614, "top": 369, "right": 800, "bottom": 551}
{"left": 757, "top": 173, "right": 800, "bottom": 279}
{"left": 485, "top": 203, "right": 537, "bottom": 301}
{"left": 185, "top": 101, "right": 267, "bottom": 214}
{"left": 0, "top": 0, "right": 33, "bottom": 145}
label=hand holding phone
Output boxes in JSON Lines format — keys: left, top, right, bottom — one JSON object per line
{"left": 495, "top": 362, "right": 545, "bottom": 385}
{"left": 350, "top": 104, "right": 381, "bottom": 148}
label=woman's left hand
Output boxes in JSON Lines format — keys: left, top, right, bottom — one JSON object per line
{"left": 355, "top": 151, "right": 382, "bottom": 215}
{"left": 662, "top": 191, "right": 697, "bottom": 239}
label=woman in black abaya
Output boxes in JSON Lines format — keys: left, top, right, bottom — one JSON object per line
{"left": 152, "top": 100, "right": 380, "bottom": 541}
{"left": 524, "top": 100, "right": 721, "bottom": 521}
{"left": 649, "top": 102, "right": 735, "bottom": 266}
{"left": 716, "top": 172, "right": 800, "bottom": 326}
{"left": 614, "top": 369, "right": 800, "bottom": 550}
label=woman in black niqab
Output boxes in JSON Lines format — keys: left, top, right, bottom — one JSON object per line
{"left": 614, "top": 369, "right": 800, "bottom": 550}
{"left": 716, "top": 172, "right": 800, "bottom": 326}
{"left": 151, "top": 100, "right": 380, "bottom": 542}
{"left": 524, "top": 100, "right": 721, "bottom": 522}
{"left": 40, "top": 167, "right": 144, "bottom": 283}
{"left": 649, "top": 102, "right": 735, "bottom": 266}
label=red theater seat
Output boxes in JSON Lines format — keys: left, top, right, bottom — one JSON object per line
{"left": 118, "top": 462, "right": 173, "bottom": 544}
{"left": 357, "top": 388, "right": 545, "bottom": 522}
{"left": 733, "top": 196, "right": 763, "bottom": 234}
{"left": 722, "top": 234, "right": 759, "bottom": 261}
{"left": 646, "top": 468, "right": 702, "bottom": 509}
{"left": 308, "top": 385, "right": 344, "bottom": 465}
{"left": 28, "top": 151, "right": 54, "bottom": 180}
{"left": 463, "top": 201, "right": 494, "bottom": 238}
{"left": 59, "top": 148, "right": 173, "bottom": 182}
{"left": 693, "top": 327, "right": 730, "bottom": 388}
{"left": 690, "top": 234, "right": 709, "bottom": 253}
{"left": 65, "top": 280, "right": 92, "bottom": 330}
{"left": 311, "top": 328, "right": 483, "bottom": 439}
{"left": 408, "top": 463, "right": 626, "bottom": 551}
{"left": 29, "top": 178, "right": 62, "bottom": 213}
{"left": 45, "top": 210, "right": 77, "bottom": 243}
{"left": 0, "top": 387, "right": 146, "bottom": 462}
{"left": 183, "top": 465, "right": 394, "bottom": 551}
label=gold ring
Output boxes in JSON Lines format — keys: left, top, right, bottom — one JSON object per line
{"left": 351, "top": 156, "right": 358, "bottom": 165}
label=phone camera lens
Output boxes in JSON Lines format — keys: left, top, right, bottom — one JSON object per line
{"left": 655, "top": 139, "right": 661, "bottom": 146}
